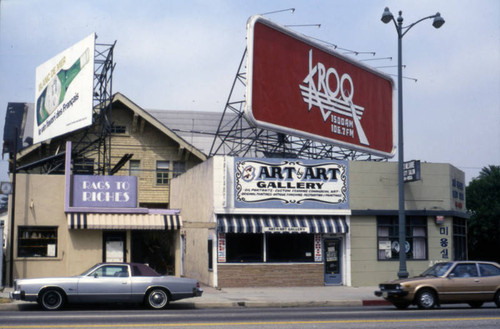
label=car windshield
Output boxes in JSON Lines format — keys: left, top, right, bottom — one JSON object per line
{"left": 79, "top": 264, "right": 101, "bottom": 276}
{"left": 420, "top": 262, "right": 453, "bottom": 277}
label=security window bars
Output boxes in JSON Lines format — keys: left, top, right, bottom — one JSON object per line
{"left": 377, "top": 216, "right": 427, "bottom": 261}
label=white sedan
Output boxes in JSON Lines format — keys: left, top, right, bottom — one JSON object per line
{"left": 10, "top": 263, "right": 203, "bottom": 310}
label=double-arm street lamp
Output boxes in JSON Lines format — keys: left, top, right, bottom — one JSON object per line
{"left": 381, "top": 8, "right": 445, "bottom": 279}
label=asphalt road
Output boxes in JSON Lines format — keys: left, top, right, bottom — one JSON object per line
{"left": 0, "top": 303, "right": 499, "bottom": 329}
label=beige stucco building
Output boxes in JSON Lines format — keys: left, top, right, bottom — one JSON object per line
{"left": 3, "top": 93, "right": 468, "bottom": 288}
{"left": 171, "top": 156, "right": 467, "bottom": 287}
{"left": 4, "top": 93, "right": 206, "bottom": 284}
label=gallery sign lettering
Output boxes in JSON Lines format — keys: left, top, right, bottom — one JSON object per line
{"left": 72, "top": 175, "right": 137, "bottom": 208}
{"left": 234, "top": 158, "right": 348, "bottom": 209}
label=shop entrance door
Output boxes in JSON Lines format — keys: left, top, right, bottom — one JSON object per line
{"left": 103, "top": 232, "right": 126, "bottom": 262}
{"left": 324, "top": 238, "right": 342, "bottom": 285}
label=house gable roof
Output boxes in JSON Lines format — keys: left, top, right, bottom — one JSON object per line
{"left": 12, "top": 92, "right": 207, "bottom": 163}
{"left": 112, "top": 93, "right": 207, "bottom": 161}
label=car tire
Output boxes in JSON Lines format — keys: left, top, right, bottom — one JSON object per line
{"left": 393, "top": 302, "right": 410, "bottom": 310}
{"left": 494, "top": 291, "right": 500, "bottom": 308}
{"left": 39, "top": 288, "right": 66, "bottom": 311}
{"left": 145, "top": 288, "right": 170, "bottom": 309}
{"left": 415, "top": 289, "right": 436, "bottom": 309}
{"left": 468, "top": 302, "right": 483, "bottom": 308}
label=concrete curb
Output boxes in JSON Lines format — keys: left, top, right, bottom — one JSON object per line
{"left": 0, "top": 299, "right": 388, "bottom": 311}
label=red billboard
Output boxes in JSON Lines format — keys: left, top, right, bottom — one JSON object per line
{"left": 245, "top": 16, "right": 395, "bottom": 157}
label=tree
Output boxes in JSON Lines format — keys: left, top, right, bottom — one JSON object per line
{"left": 466, "top": 165, "right": 500, "bottom": 262}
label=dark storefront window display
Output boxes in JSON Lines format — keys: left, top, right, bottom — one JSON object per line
{"left": 453, "top": 218, "right": 467, "bottom": 260}
{"left": 224, "top": 233, "right": 315, "bottom": 263}
{"left": 226, "top": 233, "right": 263, "bottom": 262}
{"left": 267, "top": 234, "right": 314, "bottom": 262}
{"left": 208, "top": 238, "right": 213, "bottom": 270}
{"left": 377, "top": 216, "right": 427, "bottom": 261}
{"left": 18, "top": 226, "right": 58, "bottom": 257}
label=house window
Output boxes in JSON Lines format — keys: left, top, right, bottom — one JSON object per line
{"left": 453, "top": 218, "right": 467, "bottom": 260}
{"left": 173, "top": 161, "right": 186, "bottom": 179}
{"left": 377, "top": 216, "right": 427, "bottom": 261}
{"left": 129, "top": 160, "right": 140, "bottom": 177}
{"left": 156, "top": 161, "right": 170, "bottom": 185}
{"left": 74, "top": 158, "right": 94, "bottom": 175}
{"left": 110, "top": 125, "right": 127, "bottom": 134}
{"left": 18, "top": 226, "right": 58, "bottom": 258}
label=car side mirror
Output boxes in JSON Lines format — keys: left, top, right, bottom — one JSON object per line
{"left": 448, "top": 273, "right": 455, "bottom": 279}
{"left": 94, "top": 273, "right": 99, "bottom": 278}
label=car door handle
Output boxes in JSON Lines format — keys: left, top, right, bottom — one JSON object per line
{"left": 122, "top": 282, "right": 128, "bottom": 284}
{"left": 474, "top": 279, "right": 480, "bottom": 283}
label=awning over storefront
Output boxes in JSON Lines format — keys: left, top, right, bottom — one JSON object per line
{"left": 67, "top": 213, "right": 182, "bottom": 230}
{"left": 217, "top": 215, "right": 348, "bottom": 234}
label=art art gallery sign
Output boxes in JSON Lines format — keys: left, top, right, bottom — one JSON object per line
{"left": 234, "top": 158, "right": 348, "bottom": 209}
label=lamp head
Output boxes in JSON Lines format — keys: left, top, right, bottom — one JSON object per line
{"left": 381, "top": 7, "right": 394, "bottom": 24}
{"left": 432, "top": 12, "right": 445, "bottom": 28}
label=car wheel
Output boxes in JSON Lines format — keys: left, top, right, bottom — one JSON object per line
{"left": 145, "top": 288, "right": 169, "bottom": 309}
{"left": 415, "top": 289, "right": 436, "bottom": 309}
{"left": 393, "top": 302, "right": 410, "bottom": 310}
{"left": 494, "top": 291, "right": 500, "bottom": 308}
{"left": 468, "top": 302, "right": 483, "bottom": 308}
{"left": 39, "top": 288, "right": 65, "bottom": 311}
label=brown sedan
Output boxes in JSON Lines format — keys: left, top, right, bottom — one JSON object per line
{"left": 375, "top": 261, "right": 500, "bottom": 309}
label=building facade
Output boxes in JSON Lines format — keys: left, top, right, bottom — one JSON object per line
{"left": 3, "top": 93, "right": 206, "bottom": 283}
{"left": 3, "top": 94, "right": 468, "bottom": 287}
{"left": 170, "top": 156, "right": 468, "bottom": 287}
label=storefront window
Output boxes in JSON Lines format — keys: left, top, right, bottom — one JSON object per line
{"left": 224, "top": 233, "right": 315, "bottom": 263}
{"left": 453, "top": 218, "right": 467, "bottom": 260}
{"left": 226, "top": 233, "right": 263, "bottom": 263}
{"left": 267, "top": 233, "right": 315, "bottom": 262}
{"left": 377, "top": 216, "right": 427, "bottom": 261}
{"left": 18, "top": 226, "right": 57, "bottom": 257}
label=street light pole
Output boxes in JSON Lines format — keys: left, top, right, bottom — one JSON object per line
{"left": 381, "top": 8, "right": 444, "bottom": 279}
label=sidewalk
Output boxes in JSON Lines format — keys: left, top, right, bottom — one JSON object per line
{"left": 0, "top": 285, "right": 388, "bottom": 310}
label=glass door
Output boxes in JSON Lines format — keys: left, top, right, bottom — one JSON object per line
{"left": 324, "top": 238, "right": 342, "bottom": 285}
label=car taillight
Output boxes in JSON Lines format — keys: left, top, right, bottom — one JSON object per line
{"left": 196, "top": 281, "right": 200, "bottom": 288}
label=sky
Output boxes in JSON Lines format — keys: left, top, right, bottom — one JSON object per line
{"left": 0, "top": 0, "right": 499, "bottom": 185}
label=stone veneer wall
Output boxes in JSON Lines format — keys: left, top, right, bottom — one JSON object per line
{"left": 217, "top": 263, "right": 324, "bottom": 287}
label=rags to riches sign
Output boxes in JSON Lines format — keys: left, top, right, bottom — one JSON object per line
{"left": 234, "top": 158, "right": 348, "bottom": 209}
{"left": 72, "top": 175, "right": 137, "bottom": 208}
{"left": 245, "top": 16, "right": 395, "bottom": 157}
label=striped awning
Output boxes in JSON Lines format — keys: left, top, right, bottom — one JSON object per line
{"left": 217, "top": 215, "right": 348, "bottom": 234}
{"left": 67, "top": 213, "right": 182, "bottom": 230}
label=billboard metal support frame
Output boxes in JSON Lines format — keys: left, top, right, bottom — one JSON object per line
{"left": 209, "top": 49, "right": 387, "bottom": 161}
